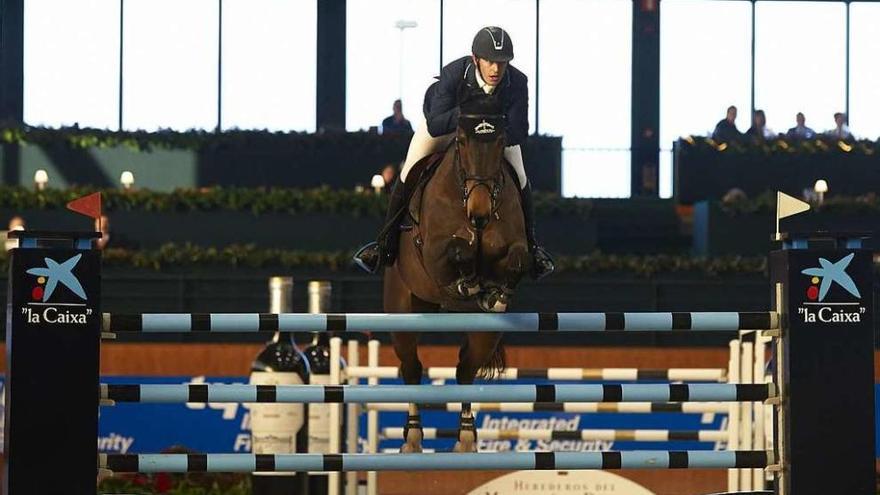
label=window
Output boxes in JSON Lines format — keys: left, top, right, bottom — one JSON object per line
{"left": 221, "top": 0, "right": 317, "bottom": 132}
{"left": 23, "top": 0, "right": 120, "bottom": 129}
{"left": 660, "top": 0, "right": 752, "bottom": 198}
{"left": 346, "top": 0, "right": 440, "bottom": 132}
{"left": 442, "top": 0, "right": 536, "bottom": 134}
{"left": 539, "top": 0, "right": 632, "bottom": 197}
{"left": 849, "top": 2, "right": 880, "bottom": 139}
{"left": 754, "top": 1, "right": 846, "bottom": 139}
{"left": 122, "top": 0, "right": 219, "bottom": 131}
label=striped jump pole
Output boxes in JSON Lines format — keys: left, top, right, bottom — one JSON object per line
{"left": 345, "top": 366, "right": 727, "bottom": 382}
{"left": 102, "top": 311, "right": 778, "bottom": 334}
{"left": 365, "top": 402, "right": 731, "bottom": 414}
{"left": 100, "top": 383, "right": 773, "bottom": 404}
{"left": 100, "top": 451, "right": 770, "bottom": 473}
{"left": 381, "top": 427, "right": 729, "bottom": 443}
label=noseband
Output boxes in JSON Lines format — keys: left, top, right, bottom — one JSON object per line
{"left": 454, "top": 113, "right": 506, "bottom": 226}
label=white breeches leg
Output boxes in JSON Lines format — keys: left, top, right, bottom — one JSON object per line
{"left": 503, "top": 144, "right": 528, "bottom": 190}
{"left": 400, "top": 119, "right": 455, "bottom": 182}
{"left": 400, "top": 119, "right": 528, "bottom": 190}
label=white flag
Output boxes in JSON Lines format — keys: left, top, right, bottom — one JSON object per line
{"left": 775, "top": 191, "right": 811, "bottom": 240}
{"left": 777, "top": 191, "right": 810, "bottom": 220}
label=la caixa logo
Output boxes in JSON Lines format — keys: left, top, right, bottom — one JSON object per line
{"left": 19, "top": 254, "right": 93, "bottom": 325}
{"left": 798, "top": 253, "right": 866, "bottom": 324}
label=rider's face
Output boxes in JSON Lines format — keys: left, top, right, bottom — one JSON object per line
{"left": 473, "top": 56, "right": 507, "bottom": 86}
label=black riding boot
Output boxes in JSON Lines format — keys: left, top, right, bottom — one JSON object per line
{"left": 353, "top": 177, "right": 409, "bottom": 273}
{"left": 519, "top": 183, "right": 555, "bottom": 279}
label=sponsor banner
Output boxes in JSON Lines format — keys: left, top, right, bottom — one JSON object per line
{"left": 0, "top": 376, "right": 878, "bottom": 455}
{"left": 794, "top": 251, "right": 870, "bottom": 324}
{"left": 467, "top": 470, "right": 655, "bottom": 495}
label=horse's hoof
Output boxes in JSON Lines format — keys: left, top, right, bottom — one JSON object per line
{"left": 453, "top": 429, "right": 477, "bottom": 453}
{"left": 400, "top": 426, "right": 423, "bottom": 453}
{"left": 478, "top": 291, "right": 508, "bottom": 313}
{"left": 400, "top": 442, "right": 423, "bottom": 453}
{"left": 457, "top": 281, "right": 481, "bottom": 297}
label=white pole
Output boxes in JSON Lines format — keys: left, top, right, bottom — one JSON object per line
{"left": 753, "top": 334, "right": 767, "bottom": 490}
{"left": 367, "top": 340, "right": 380, "bottom": 495}
{"left": 740, "top": 337, "right": 754, "bottom": 490}
{"left": 345, "top": 339, "right": 360, "bottom": 495}
{"left": 727, "top": 339, "right": 741, "bottom": 492}
{"left": 329, "top": 337, "right": 342, "bottom": 495}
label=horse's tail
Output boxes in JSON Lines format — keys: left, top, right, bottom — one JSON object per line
{"left": 475, "top": 339, "right": 506, "bottom": 380}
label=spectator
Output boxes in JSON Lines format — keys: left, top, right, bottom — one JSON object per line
{"left": 827, "top": 112, "right": 853, "bottom": 140}
{"left": 712, "top": 106, "right": 741, "bottom": 143}
{"left": 786, "top": 112, "right": 816, "bottom": 140}
{"left": 381, "top": 99, "right": 413, "bottom": 136}
{"left": 381, "top": 164, "right": 397, "bottom": 194}
{"left": 745, "top": 109, "right": 774, "bottom": 141}
{"left": 4, "top": 216, "right": 25, "bottom": 251}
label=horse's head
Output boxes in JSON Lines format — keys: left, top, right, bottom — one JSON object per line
{"left": 456, "top": 110, "right": 507, "bottom": 230}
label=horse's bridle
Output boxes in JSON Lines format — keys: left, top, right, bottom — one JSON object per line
{"left": 454, "top": 113, "right": 506, "bottom": 225}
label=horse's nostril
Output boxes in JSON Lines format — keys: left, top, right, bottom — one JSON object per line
{"left": 471, "top": 216, "right": 489, "bottom": 229}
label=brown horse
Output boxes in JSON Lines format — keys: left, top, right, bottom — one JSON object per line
{"left": 383, "top": 112, "right": 531, "bottom": 453}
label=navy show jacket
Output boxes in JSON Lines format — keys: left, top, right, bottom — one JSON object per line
{"left": 423, "top": 56, "right": 529, "bottom": 146}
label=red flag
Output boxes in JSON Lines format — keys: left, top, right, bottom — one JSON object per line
{"left": 66, "top": 192, "right": 102, "bottom": 222}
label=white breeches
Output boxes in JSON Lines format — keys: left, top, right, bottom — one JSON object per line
{"left": 400, "top": 118, "right": 528, "bottom": 189}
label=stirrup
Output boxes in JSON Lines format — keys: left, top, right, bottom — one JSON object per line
{"left": 531, "top": 246, "right": 555, "bottom": 280}
{"left": 353, "top": 242, "right": 381, "bottom": 274}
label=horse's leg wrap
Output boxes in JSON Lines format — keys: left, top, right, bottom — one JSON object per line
{"left": 400, "top": 412, "right": 424, "bottom": 454}
{"left": 454, "top": 406, "right": 478, "bottom": 453}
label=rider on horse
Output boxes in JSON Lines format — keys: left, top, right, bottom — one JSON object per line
{"left": 355, "top": 26, "right": 554, "bottom": 279}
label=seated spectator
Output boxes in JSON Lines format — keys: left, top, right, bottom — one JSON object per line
{"left": 4, "top": 216, "right": 25, "bottom": 251}
{"left": 381, "top": 99, "right": 413, "bottom": 136}
{"left": 826, "top": 112, "right": 853, "bottom": 140}
{"left": 786, "top": 112, "right": 816, "bottom": 140}
{"left": 745, "top": 109, "right": 774, "bottom": 142}
{"left": 712, "top": 106, "right": 741, "bottom": 143}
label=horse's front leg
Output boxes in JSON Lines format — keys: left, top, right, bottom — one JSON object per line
{"left": 391, "top": 332, "right": 424, "bottom": 453}
{"left": 478, "top": 242, "right": 529, "bottom": 312}
{"left": 447, "top": 233, "right": 481, "bottom": 297}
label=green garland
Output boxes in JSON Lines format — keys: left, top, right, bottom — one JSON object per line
{"left": 0, "top": 123, "right": 413, "bottom": 153}
{"left": 677, "top": 135, "right": 880, "bottom": 156}
{"left": 0, "top": 244, "right": 768, "bottom": 276}
{"left": 0, "top": 185, "right": 593, "bottom": 218}
{"left": 0, "top": 123, "right": 560, "bottom": 154}
{"left": 0, "top": 185, "right": 390, "bottom": 216}
{"left": 715, "top": 191, "right": 880, "bottom": 217}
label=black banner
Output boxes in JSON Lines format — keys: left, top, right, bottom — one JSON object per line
{"left": 4, "top": 245, "right": 101, "bottom": 495}
{"left": 774, "top": 247, "right": 875, "bottom": 495}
